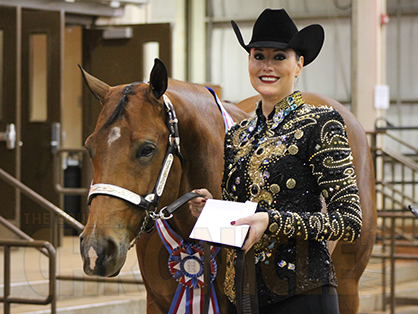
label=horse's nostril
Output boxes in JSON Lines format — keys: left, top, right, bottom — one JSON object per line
{"left": 105, "top": 237, "right": 119, "bottom": 262}
{"left": 79, "top": 234, "right": 86, "bottom": 255}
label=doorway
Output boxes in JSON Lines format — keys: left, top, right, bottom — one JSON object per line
{"left": 0, "top": 4, "right": 172, "bottom": 242}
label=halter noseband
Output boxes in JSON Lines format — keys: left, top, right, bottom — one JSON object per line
{"left": 87, "top": 94, "right": 183, "bottom": 249}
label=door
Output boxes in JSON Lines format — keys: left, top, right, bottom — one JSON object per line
{"left": 0, "top": 6, "right": 18, "bottom": 225}
{"left": 20, "top": 9, "right": 63, "bottom": 241}
{"left": 82, "top": 23, "right": 172, "bottom": 140}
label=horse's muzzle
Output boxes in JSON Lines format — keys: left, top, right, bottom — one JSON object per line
{"left": 79, "top": 233, "right": 126, "bottom": 277}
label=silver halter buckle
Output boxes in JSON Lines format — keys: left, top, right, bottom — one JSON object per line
{"left": 149, "top": 207, "right": 173, "bottom": 220}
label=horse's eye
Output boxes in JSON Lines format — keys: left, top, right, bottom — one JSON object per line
{"left": 136, "top": 144, "right": 156, "bottom": 159}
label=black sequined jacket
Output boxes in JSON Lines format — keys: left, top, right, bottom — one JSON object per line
{"left": 221, "top": 91, "right": 362, "bottom": 307}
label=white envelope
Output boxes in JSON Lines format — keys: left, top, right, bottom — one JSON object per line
{"left": 189, "top": 199, "right": 258, "bottom": 248}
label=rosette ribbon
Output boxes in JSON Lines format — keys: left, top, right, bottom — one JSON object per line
{"left": 156, "top": 218, "right": 221, "bottom": 314}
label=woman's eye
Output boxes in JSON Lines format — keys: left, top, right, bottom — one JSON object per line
{"left": 254, "top": 53, "right": 265, "bottom": 60}
{"left": 274, "top": 54, "right": 286, "bottom": 61}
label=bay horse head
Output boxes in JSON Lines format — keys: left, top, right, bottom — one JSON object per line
{"left": 79, "top": 59, "right": 184, "bottom": 277}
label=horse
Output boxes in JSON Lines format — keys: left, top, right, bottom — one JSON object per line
{"left": 79, "top": 57, "right": 376, "bottom": 314}
{"left": 79, "top": 58, "right": 248, "bottom": 313}
{"left": 235, "top": 94, "right": 377, "bottom": 314}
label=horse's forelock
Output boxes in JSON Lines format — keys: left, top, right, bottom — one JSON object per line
{"left": 100, "top": 83, "right": 137, "bottom": 130}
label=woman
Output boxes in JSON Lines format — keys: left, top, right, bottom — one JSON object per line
{"left": 189, "top": 8, "right": 362, "bottom": 314}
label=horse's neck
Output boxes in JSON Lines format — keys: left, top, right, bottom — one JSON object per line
{"left": 169, "top": 84, "right": 225, "bottom": 198}
{"left": 165, "top": 85, "right": 225, "bottom": 240}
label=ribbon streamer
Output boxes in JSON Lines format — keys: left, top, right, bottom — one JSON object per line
{"left": 206, "top": 86, "right": 235, "bottom": 132}
{"left": 156, "top": 218, "right": 221, "bottom": 314}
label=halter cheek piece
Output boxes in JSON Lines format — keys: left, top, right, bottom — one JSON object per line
{"left": 87, "top": 94, "right": 188, "bottom": 249}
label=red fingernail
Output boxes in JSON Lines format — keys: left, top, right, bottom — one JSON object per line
{"left": 201, "top": 199, "right": 207, "bottom": 203}
{"left": 230, "top": 221, "right": 236, "bottom": 225}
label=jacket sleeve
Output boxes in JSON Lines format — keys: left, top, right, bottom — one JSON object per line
{"left": 265, "top": 109, "right": 362, "bottom": 242}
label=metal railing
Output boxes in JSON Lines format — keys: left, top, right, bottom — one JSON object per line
{"left": 0, "top": 165, "right": 144, "bottom": 312}
{"left": 0, "top": 239, "right": 56, "bottom": 314}
{"left": 368, "top": 122, "right": 418, "bottom": 314}
{"left": 0, "top": 167, "right": 84, "bottom": 247}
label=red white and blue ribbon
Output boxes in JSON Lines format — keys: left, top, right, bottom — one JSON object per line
{"left": 206, "top": 87, "right": 235, "bottom": 133}
{"left": 156, "top": 218, "right": 221, "bottom": 314}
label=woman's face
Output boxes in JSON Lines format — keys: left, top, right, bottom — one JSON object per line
{"left": 248, "top": 48, "right": 304, "bottom": 103}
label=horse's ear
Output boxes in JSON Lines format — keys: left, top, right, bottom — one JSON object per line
{"left": 148, "top": 58, "right": 168, "bottom": 100}
{"left": 78, "top": 64, "right": 110, "bottom": 102}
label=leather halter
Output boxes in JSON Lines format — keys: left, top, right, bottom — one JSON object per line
{"left": 87, "top": 94, "right": 183, "bottom": 249}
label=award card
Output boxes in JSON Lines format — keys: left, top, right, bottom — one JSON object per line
{"left": 189, "top": 199, "right": 258, "bottom": 248}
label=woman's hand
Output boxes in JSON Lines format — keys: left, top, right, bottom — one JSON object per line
{"left": 232, "top": 212, "right": 269, "bottom": 252}
{"left": 188, "top": 188, "right": 213, "bottom": 218}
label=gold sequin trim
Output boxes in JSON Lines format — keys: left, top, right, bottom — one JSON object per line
{"left": 249, "top": 183, "right": 261, "bottom": 197}
{"left": 276, "top": 144, "right": 286, "bottom": 155}
{"left": 269, "top": 222, "right": 279, "bottom": 233}
{"left": 286, "top": 178, "right": 296, "bottom": 189}
{"left": 250, "top": 189, "right": 274, "bottom": 205}
{"left": 224, "top": 249, "right": 237, "bottom": 303}
{"left": 295, "top": 129, "right": 304, "bottom": 139}
{"left": 270, "top": 184, "right": 280, "bottom": 194}
{"left": 288, "top": 144, "right": 299, "bottom": 155}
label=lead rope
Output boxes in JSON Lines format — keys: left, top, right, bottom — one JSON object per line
{"left": 236, "top": 247, "right": 259, "bottom": 314}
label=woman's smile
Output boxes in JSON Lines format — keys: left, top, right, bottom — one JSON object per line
{"left": 259, "top": 75, "right": 279, "bottom": 83}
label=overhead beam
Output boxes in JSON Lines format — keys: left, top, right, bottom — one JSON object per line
{"left": 0, "top": 0, "right": 125, "bottom": 17}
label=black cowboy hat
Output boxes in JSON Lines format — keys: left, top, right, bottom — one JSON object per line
{"left": 231, "top": 8, "right": 324, "bottom": 66}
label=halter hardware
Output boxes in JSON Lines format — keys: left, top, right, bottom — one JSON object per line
{"left": 149, "top": 207, "right": 173, "bottom": 220}
{"left": 87, "top": 94, "right": 184, "bottom": 249}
